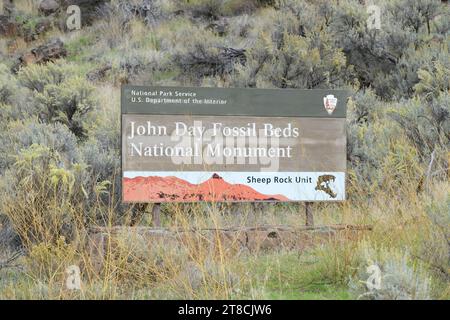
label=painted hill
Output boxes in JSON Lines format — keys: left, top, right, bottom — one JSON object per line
{"left": 123, "top": 173, "right": 289, "bottom": 202}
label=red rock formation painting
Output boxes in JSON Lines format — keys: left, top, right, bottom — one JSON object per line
{"left": 123, "top": 173, "right": 289, "bottom": 202}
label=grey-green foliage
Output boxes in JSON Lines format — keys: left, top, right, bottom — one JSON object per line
{"left": 0, "top": 214, "right": 21, "bottom": 252}
{"left": 167, "top": 25, "right": 244, "bottom": 81}
{"left": 231, "top": 7, "right": 351, "bottom": 89}
{"left": 18, "top": 61, "right": 96, "bottom": 139}
{"left": 147, "top": 0, "right": 448, "bottom": 98}
{"left": 349, "top": 247, "right": 432, "bottom": 300}
{"left": 388, "top": 49, "right": 449, "bottom": 172}
{"left": 389, "top": 44, "right": 442, "bottom": 99}
{"left": 0, "top": 60, "right": 125, "bottom": 230}
{"left": 17, "top": 61, "right": 77, "bottom": 93}
{"left": 346, "top": 89, "right": 390, "bottom": 188}
{"left": 389, "top": 0, "right": 441, "bottom": 35}
{"left": 414, "top": 49, "right": 450, "bottom": 101}
{"left": 119, "top": 0, "right": 168, "bottom": 26}
{"left": 0, "top": 64, "right": 19, "bottom": 105}
{"left": 423, "top": 195, "right": 450, "bottom": 279}
{"left": 35, "top": 78, "right": 95, "bottom": 139}
{"left": 80, "top": 137, "right": 122, "bottom": 210}
{"left": 178, "top": 0, "right": 227, "bottom": 19}
{"left": 0, "top": 62, "right": 90, "bottom": 172}
{"left": 96, "top": 0, "right": 169, "bottom": 50}
{"left": 329, "top": 0, "right": 448, "bottom": 99}
{"left": 0, "top": 143, "right": 90, "bottom": 244}
{"left": 115, "top": 49, "right": 169, "bottom": 85}
{"left": 0, "top": 120, "right": 81, "bottom": 173}
{"left": 331, "top": 1, "right": 411, "bottom": 98}
{"left": 388, "top": 93, "right": 449, "bottom": 173}
{"left": 355, "top": 257, "right": 432, "bottom": 300}
{"left": 0, "top": 64, "right": 34, "bottom": 120}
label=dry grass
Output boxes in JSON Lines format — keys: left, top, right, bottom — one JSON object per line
{"left": 0, "top": 178, "right": 448, "bottom": 299}
{"left": 14, "top": 0, "right": 39, "bottom": 16}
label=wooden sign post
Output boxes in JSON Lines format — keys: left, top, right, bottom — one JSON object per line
{"left": 305, "top": 202, "right": 314, "bottom": 226}
{"left": 151, "top": 203, "right": 161, "bottom": 227}
{"left": 121, "top": 86, "right": 348, "bottom": 225}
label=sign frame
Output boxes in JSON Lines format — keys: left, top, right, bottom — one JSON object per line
{"left": 121, "top": 85, "right": 350, "bottom": 203}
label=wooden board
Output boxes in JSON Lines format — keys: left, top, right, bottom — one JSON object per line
{"left": 121, "top": 86, "right": 349, "bottom": 203}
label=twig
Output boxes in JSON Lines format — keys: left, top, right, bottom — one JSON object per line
{"left": 0, "top": 250, "right": 24, "bottom": 270}
{"left": 425, "top": 149, "right": 436, "bottom": 190}
{"left": 412, "top": 254, "right": 450, "bottom": 280}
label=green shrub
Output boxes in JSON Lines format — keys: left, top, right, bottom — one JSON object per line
{"left": 389, "top": 0, "right": 440, "bottom": 35}
{"left": 350, "top": 245, "right": 432, "bottom": 300}
{"left": 34, "top": 77, "right": 96, "bottom": 139}
{"left": 0, "top": 120, "right": 81, "bottom": 173}
{"left": 0, "top": 64, "right": 34, "bottom": 120}
{"left": 388, "top": 94, "right": 449, "bottom": 172}
{"left": 18, "top": 61, "right": 78, "bottom": 93}
{"left": 346, "top": 90, "right": 389, "bottom": 192}
{"left": 422, "top": 192, "right": 450, "bottom": 284}
{"left": 18, "top": 62, "right": 97, "bottom": 139}
{"left": 0, "top": 144, "right": 89, "bottom": 248}
{"left": 176, "top": 0, "right": 227, "bottom": 19}
{"left": 230, "top": 8, "right": 352, "bottom": 89}
{"left": 168, "top": 25, "right": 243, "bottom": 80}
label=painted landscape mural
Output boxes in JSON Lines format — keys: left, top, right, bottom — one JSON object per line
{"left": 123, "top": 173, "right": 289, "bottom": 202}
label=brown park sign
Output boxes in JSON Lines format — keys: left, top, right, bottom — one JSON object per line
{"left": 121, "top": 86, "right": 349, "bottom": 203}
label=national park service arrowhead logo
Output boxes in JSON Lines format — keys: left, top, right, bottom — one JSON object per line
{"left": 323, "top": 94, "right": 337, "bottom": 115}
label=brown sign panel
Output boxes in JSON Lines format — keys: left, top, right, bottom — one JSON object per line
{"left": 121, "top": 86, "right": 349, "bottom": 203}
